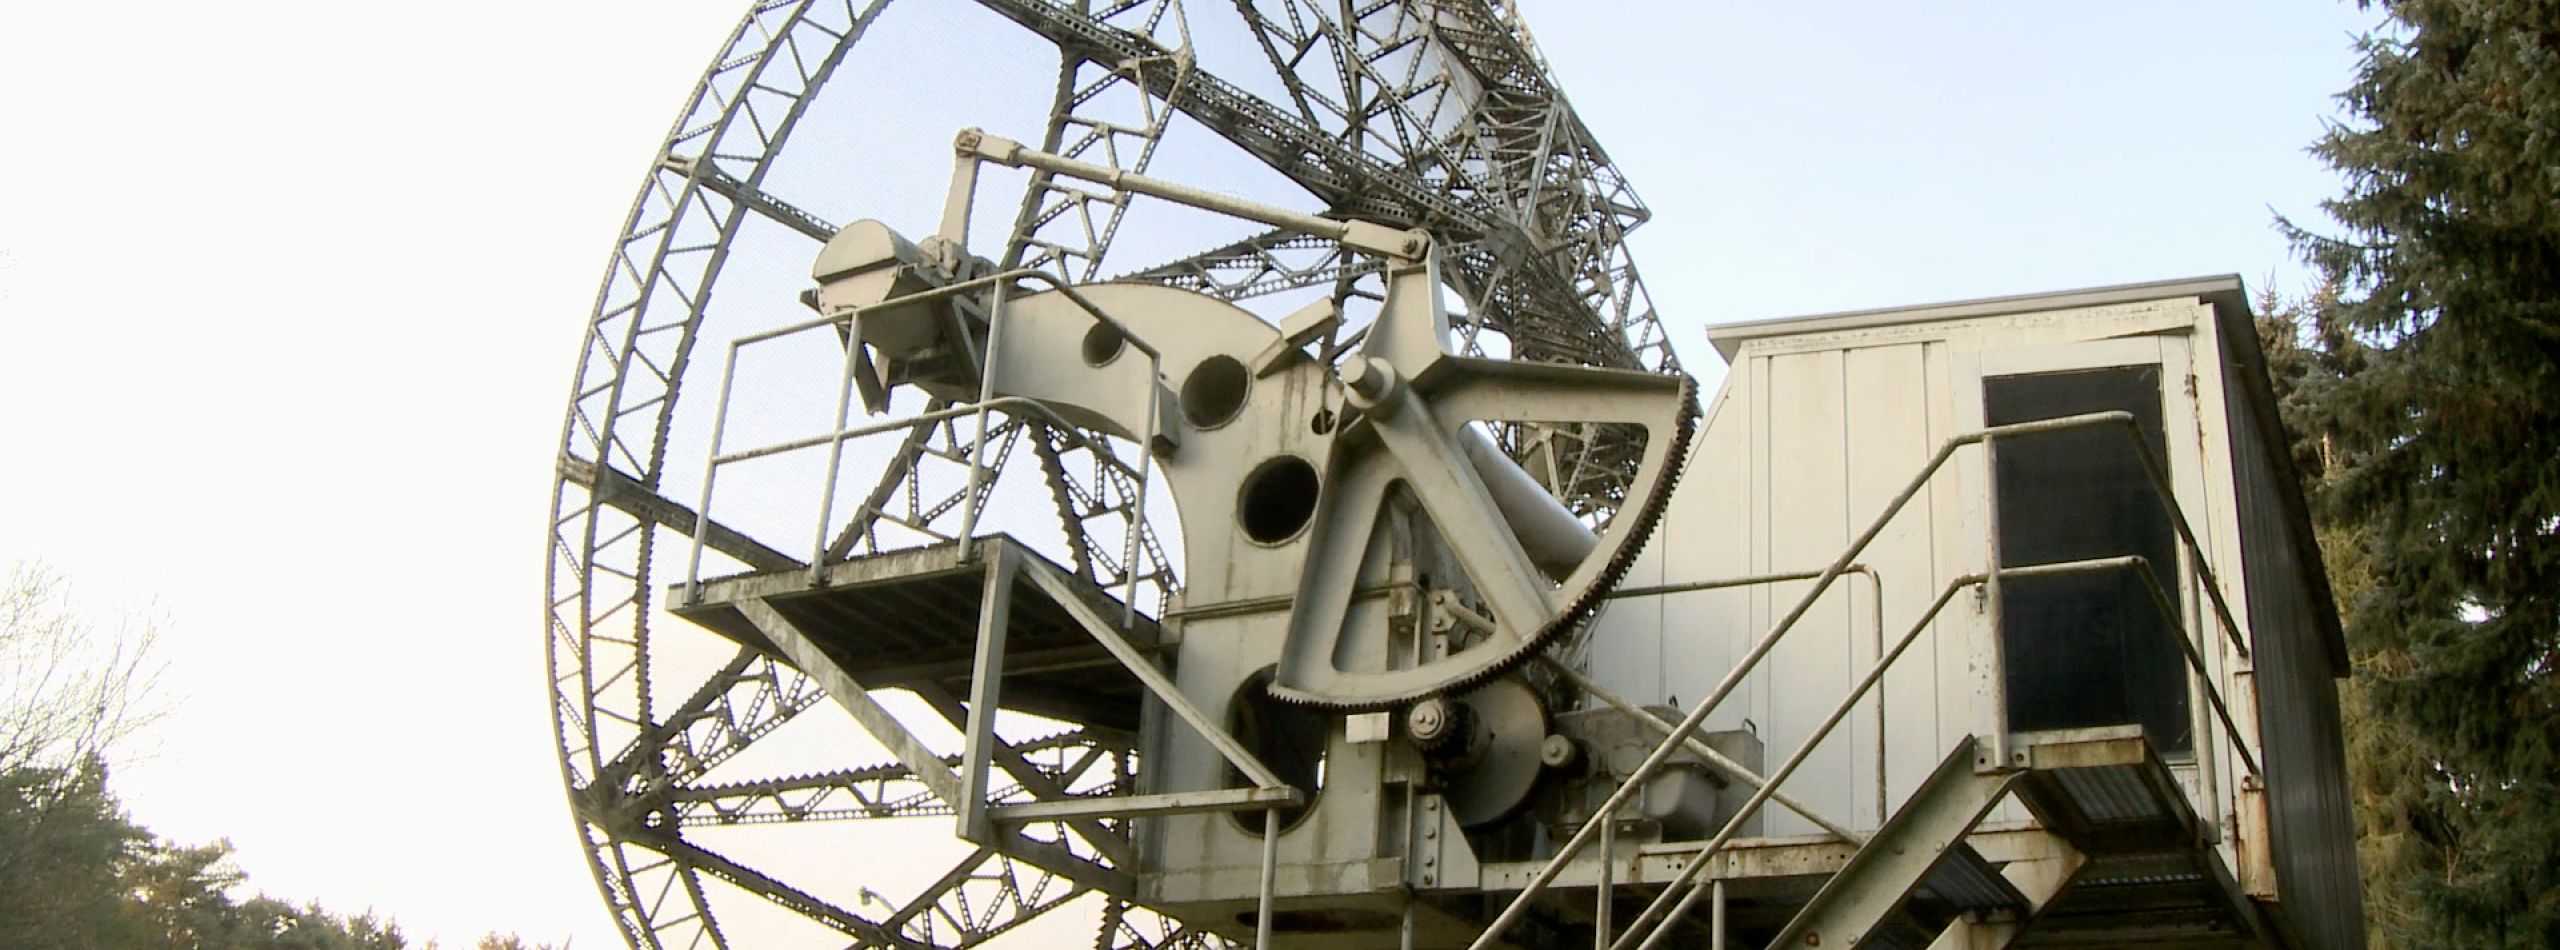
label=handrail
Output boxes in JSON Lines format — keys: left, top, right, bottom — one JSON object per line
{"left": 1472, "top": 410, "right": 2265, "bottom": 949}
{"left": 1596, "top": 563, "right": 1889, "bottom": 838}
{"left": 1614, "top": 559, "right": 2265, "bottom": 950}
{"left": 681, "top": 268, "right": 1168, "bottom": 615}
{"left": 1613, "top": 562, "right": 2094, "bottom": 950}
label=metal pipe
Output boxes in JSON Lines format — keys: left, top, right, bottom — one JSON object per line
{"left": 1866, "top": 565, "right": 1888, "bottom": 827}
{"left": 1709, "top": 879, "right": 1725, "bottom": 950}
{"left": 961, "top": 128, "right": 1425, "bottom": 260}
{"left": 808, "top": 288, "right": 868, "bottom": 582}
{"left": 1472, "top": 410, "right": 2251, "bottom": 948}
{"left": 1123, "top": 348, "right": 1158, "bottom": 626}
{"left": 715, "top": 397, "right": 1121, "bottom": 468}
{"left": 1258, "top": 808, "right": 1279, "bottom": 949}
{"left": 2185, "top": 549, "right": 2225, "bottom": 843}
{"left": 954, "top": 281, "right": 1011, "bottom": 561}
{"left": 1982, "top": 434, "right": 2013, "bottom": 770}
{"left": 1640, "top": 877, "right": 1713, "bottom": 950}
{"left": 1470, "top": 416, "right": 2031, "bottom": 948}
{"left": 1618, "top": 556, "right": 2153, "bottom": 950}
{"left": 1601, "top": 564, "right": 1886, "bottom": 819}
{"left": 1605, "top": 567, "right": 1827, "bottom": 600}
{"left": 1595, "top": 809, "right": 1614, "bottom": 948}
{"left": 2111, "top": 416, "right": 2254, "bottom": 659}
{"left": 1460, "top": 425, "right": 1597, "bottom": 575}
{"left": 1616, "top": 572, "right": 1989, "bottom": 950}
{"left": 2131, "top": 561, "right": 2263, "bottom": 776}
{"left": 684, "top": 342, "right": 746, "bottom": 603}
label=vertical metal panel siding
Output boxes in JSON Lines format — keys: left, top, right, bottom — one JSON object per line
{"left": 1591, "top": 366, "right": 1761, "bottom": 736}
{"left": 1922, "top": 341, "right": 1975, "bottom": 784}
{"left": 1760, "top": 349, "right": 1859, "bottom": 836}
{"left": 2221, "top": 346, "right": 2367, "bottom": 948}
{"left": 1638, "top": 337, "right": 1991, "bottom": 836}
{"left": 1844, "top": 345, "right": 1951, "bottom": 827}
{"left": 1662, "top": 386, "right": 1755, "bottom": 721}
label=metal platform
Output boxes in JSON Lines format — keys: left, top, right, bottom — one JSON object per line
{"left": 671, "top": 535, "right": 1159, "bottom": 733}
{"left": 1479, "top": 729, "right": 2271, "bottom": 948}
{"left": 2004, "top": 728, "right": 2269, "bottom": 948}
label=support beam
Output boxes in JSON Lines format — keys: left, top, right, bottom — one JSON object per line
{"left": 662, "top": 835, "right": 909, "bottom": 946}
{"left": 990, "top": 786, "right": 1299, "bottom": 822}
{"left": 737, "top": 600, "right": 963, "bottom": 803}
{"left": 735, "top": 599, "right": 1132, "bottom": 898}
{"left": 1763, "top": 739, "right": 2022, "bottom": 950}
{"left": 1018, "top": 555, "right": 1293, "bottom": 794}
{"left": 884, "top": 847, "right": 996, "bottom": 935}
{"left": 909, "top": 680, "right": 1134, "bottom": 868}
{"left": 663, "top": 152, "right": 839, "bottom": 241}
{"left": 1927, "top": 848, "right": 2087, "bottom": 950}
{"left": 959, "top": 546, "right": 1018, "bottom": 840}
{"left": 564, "top": 452, "right": 801, "bottom": 572}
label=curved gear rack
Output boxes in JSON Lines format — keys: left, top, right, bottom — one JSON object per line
{"left": 546, "top": 2, "right": 1684, "bottom": 946}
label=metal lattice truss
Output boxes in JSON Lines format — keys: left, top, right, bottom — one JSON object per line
{"left": 827, "top": 405, "right": 1029, "bottom": 561}
{"left": 669, "top": 728, "right": 1117, "bottom": 825}
{"left": 548, "top": 1, "right": 1681, "bottom": 946}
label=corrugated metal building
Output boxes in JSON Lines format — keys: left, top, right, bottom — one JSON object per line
{"left": 1587, "top": 275, "right": 2363, "bottom": 947}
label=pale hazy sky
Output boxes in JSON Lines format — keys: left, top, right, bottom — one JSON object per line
{"left": 0, "top": 1, "right": 2376, "bottom": 946}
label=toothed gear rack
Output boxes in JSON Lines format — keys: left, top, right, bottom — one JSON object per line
{"left": 550, "top": 2, "right": 2357, "bottom": 947}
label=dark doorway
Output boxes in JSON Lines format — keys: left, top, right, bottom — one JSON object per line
{"left": 1984, "top": 365, "right": 2192, "bottom": 755}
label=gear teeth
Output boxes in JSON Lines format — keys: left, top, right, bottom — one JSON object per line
{"left": 1274, "top": 374, "right": 1703, "bottom": 711}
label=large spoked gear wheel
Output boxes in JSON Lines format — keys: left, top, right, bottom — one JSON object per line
{"left": 547, "top": 1, "right": 1691, "bottom": 945}
{"left": 1270, "top": 258, "right": 1698, "bottom": 711}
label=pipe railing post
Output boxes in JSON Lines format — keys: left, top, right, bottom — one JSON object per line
{"left": 684, "top": 340, "right": 748, "bottom": 603}
{"left": 1257, "top": 807, "right": 1279, "bottom": 948}
{"left": 1475, "top": 410, "right": 2258, "bottom": 949}
{"left": 953, "top": 282, "right": 1010, "bottom": 562}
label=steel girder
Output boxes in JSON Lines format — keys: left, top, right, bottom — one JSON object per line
{"left": 550, "top": 1, "right": 1685, "bottom": 946}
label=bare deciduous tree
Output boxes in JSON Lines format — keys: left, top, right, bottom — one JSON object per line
{"left": 0, "top": 561, "right": 165, "bottom": 773}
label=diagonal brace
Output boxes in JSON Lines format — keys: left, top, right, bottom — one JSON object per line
{"left": 1016, "top": 554, "right": 1296, "bottom": 795}
{"left": 1766, "top": 737, "right": 2020, "bottom": 949}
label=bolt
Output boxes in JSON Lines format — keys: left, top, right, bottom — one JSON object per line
{"left": 1407, "top": 697, "right": 1456, "bottom": 745}
{"left": 1539, "top": 734, "right": 1579, "bottom": 769}
{"left": 1339, "top": 357, "right": 1399, "bottom": 408}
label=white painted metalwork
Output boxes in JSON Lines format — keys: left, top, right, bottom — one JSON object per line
{"left": 546, "top": 2, "right": 2352, "bottom": 946}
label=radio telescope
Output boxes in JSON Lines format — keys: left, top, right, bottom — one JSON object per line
{"left": 548, "top": 1, "right": 1677, "bottom": 946}
{"left": 550, "top": 2, "right": 2363, "bottom": 948}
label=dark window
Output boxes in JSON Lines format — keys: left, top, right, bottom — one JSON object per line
{"left": 1985, "top": 365, "right": 2192, "bottom": 755}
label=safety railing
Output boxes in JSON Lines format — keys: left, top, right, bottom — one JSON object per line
{"left": 678, "top": 266, "right": 1311, "bottom": 944}
{"left": 680, "top": 268, "right": 1164, "bottom": 623}
{"left": 1472, "top": 410, "right": 2265, "bottom": 950}
{"left": 1594, "top": 565, "right": 1888, "bottom": 840}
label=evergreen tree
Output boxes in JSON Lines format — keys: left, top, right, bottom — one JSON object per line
{"left": 0, "top": 760, "right": 154, "bottom": 948}
{"left": 2286, "top": 1, "right": 2560, "bottom": 944}
{"left": 0, "top": 757, "right": 417, "bottom": 948}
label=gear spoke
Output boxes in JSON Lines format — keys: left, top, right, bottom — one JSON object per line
{"left": 553, "top": 1, "right": 1686, "bottom": 943}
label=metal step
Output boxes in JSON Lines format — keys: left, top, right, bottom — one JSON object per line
{"left": 2002, "top": 728, "right": 2268, "bottom": 947}
{"left": 1768, "top": 736, "right": 2027, "bottom": 949}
